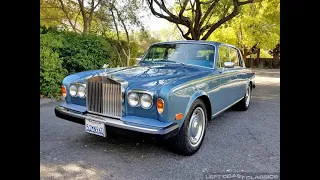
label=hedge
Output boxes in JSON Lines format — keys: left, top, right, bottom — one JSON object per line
{"left": 59, "top": 32, "right": 115, "bottom": 74}
{"left": 40, "top": 27, "right": 67, "bottom": 98}
{"left": 40, "top": 26, "right": 138, "bottom": 98}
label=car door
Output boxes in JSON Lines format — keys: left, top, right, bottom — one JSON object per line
{"left": 229, "top": 47, "right": 247, "bottom": 100}
{"left": 236, "top": 48, "right": 248, "bottom": 98}
{"left": 213, "top": 45, "right": 239, "bottom": 112}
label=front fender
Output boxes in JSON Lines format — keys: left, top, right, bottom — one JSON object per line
{"left": 168, "top": 90, "right": 209, "bottom": 129}
{"left": 184, "top": 91, "right": 209, "bottom": 118}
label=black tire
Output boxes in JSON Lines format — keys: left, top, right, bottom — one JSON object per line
{"left": 234, "top": 84, "right": 251, "bottom": 111}
{"left": 171, "top": 99, "right": 207, "bottom": 156}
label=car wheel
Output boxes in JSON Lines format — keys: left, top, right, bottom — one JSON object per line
{"left": 172, "top": 99, "right": 207, "bottom": 155}
{"left": 235, "top": 84, "right": 251, "bottom": 111}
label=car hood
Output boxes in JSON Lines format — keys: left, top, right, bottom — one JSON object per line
{"left": 64, "top": 63, "right": 212, "bottom": 91}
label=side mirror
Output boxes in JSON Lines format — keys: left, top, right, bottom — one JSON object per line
{"left": 224, "top": 62, "right": 235, "bottom": 68}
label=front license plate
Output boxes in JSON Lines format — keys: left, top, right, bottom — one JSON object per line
{"left": 85, "top": 119, "right": 106, "bottom": 137}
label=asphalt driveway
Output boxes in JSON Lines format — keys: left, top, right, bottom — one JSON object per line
{"left": 40, "top": 68, "right": 280, "bottom": 180}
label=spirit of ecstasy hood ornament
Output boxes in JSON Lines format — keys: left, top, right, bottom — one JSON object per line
{"left": 102, "top": 64, "right": 109, "bottom": 74}
{"left": 102, "top": 64, "right": 109, "bottom": 81}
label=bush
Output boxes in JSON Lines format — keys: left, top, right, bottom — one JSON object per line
{"left": 40, "top": 26, "right": 116, "bottom": 98}
{"left": 40, "top": 27, "right": 67, "bottom": 98}
{"left": 40, "top": 25, "right": 141, "bottom": 98}
{"left": 59, "top": 32, "right": 116, "bottom": 74}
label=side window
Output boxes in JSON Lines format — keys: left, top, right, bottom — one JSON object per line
{"left": 230, "top": 48, "right": 239, "bottom": 66}
{"left": 218, "top": 46, "right": 229, "bottom": 68}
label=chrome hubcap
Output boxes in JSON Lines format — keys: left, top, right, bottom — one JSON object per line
{"left": 188, "top": 107, "right": 205, "bottom": 147}
{"left": 245, "top": 86, "right": 251, "bottom": 107}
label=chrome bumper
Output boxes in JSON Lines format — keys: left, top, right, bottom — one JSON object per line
{"left": 54, "top": 106, "right": 179, "bottom": 137}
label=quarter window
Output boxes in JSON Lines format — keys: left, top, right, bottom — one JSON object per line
{"left": 230, "top": 48, "right": 239, "bottom": 66}
{"left": 217, "top": 46, "right": 243, "bottom": 68}
{"left": 218, "top": 46, "right": 229, "bottom": 68}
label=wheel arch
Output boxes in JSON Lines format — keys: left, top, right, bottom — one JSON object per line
{"left": 185, "top": 92, "right": 212, "bottom": 122}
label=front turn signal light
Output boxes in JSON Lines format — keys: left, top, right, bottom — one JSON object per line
{"left": 157, "top": 98, "right": 164, "bottom": 114}
{"left": 175, "top": 113, "right": 183, "bottom": 120}
{"left": 61, "top": 85, "right": 67, "bottom": 97}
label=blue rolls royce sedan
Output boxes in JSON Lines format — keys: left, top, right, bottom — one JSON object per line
{"left": 55, "top": 40, "right": 255, "bottom": 155}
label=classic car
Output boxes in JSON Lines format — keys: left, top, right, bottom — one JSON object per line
{"left": 55, "top": 40, "right": 255, "bottom": 155}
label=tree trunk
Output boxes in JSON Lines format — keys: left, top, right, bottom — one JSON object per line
{"left": 273, "top": 44, "right": 280, "bottom": 68}
{"left": 242, "top": 48, "right": 249, "bottom": 67}
{"left": 111, "top": 44, "right": 123, "bottom": 66}
{"left": 250, "top": 58, "right": 253, "bottom": 68}
{"left": 273, "top": 50, "right": 280, "bottom": 68}
{"left": 127, "top": 53, "right": 130, "bottom": 67}
{"left": 82, "top": 20, "right": 88, "bottom": 35}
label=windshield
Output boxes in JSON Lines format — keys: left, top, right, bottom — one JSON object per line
{"left": 141, "top": 43, "right": 215, "bottom": 68}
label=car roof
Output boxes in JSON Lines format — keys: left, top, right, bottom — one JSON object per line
{"left": 152, "top": 40, "right": 238, "bottom": 49}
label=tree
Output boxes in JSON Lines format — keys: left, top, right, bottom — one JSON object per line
{"left": 132, "top": 31, "right": 161, "bottom": 57}
{"left": 40, "top": 0, "right": 66, "bottom": 27}
{"left": 208, "top": 0, "right": 279, "bottom": 64}
{"left": 97, "top": 0, "right": 145, "bottom": 66}
{"left": 156, "top": 23, "right": 184, "bottom": 41}
{"left": 57, "top": 0, "right": 101, "bottom": 35}
{"left": 109, "top": 1, "right": 131, "bottom": 66}
{"left": 269, "top": 43, "right": 280, "bottom": 68}
{"left": 146, "top": 0, "right": 255, "bottom": 40}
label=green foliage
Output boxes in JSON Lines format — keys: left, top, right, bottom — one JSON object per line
{"left": 132, "top": 31, "right": 161, "bottom": 57}
{"left": 260, "top": 50, "right": 273, "bottom": 58}
{"left": 40, "top": 0, "right": 61, "bottom": 27}
{"left": 40, "top": 26, "right": 67, "bottom": 98}
{"left": 129, "top": 40, "right": 140, "bottom": 66}
{"left": 58, "top": 32, "right": 116, "bottom": 74}
{"left": 40, "top": 26, "right": 111, "bottom": 98}
{"left": 208, "top": 0, "right": 280, "bottom": 52}
{"left": 104, "top": 36, "right": 141, "bottom": 66}
{"left": 40, "top": 25, "right": 143, "bottom": 97}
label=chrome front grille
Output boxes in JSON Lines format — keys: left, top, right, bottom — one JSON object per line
{"left": 86, "top": 76, "right": 122, "bottom": 118}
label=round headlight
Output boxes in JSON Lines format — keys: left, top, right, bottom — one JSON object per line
{"left": 140, "top": 94, "right": 153, "bottom": 109}
{"left": 128, "top": 92, "right": 139, "bottom": 107}
{"left": 69, "top": 85, "right": 77, "bottom": 97}
{"left": 78, "top": 85, "right": 86, "bottom": 98}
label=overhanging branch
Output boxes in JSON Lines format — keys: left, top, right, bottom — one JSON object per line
{"left": 201, "top": 0, "right": 255, "bottom": 40}
{"left": 146, "top": 0, "right": 255, "bottom": 40}
{"left": 239, "top": 0, "right": 254, "bottom": 6}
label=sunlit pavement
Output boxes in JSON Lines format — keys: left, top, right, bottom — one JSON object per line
{"left": 40, "top": 68, "right": 280, "bottom": 180}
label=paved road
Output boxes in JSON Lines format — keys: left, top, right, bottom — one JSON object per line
{"left": 40, "top": 69, "right": 280, "bottom": 180}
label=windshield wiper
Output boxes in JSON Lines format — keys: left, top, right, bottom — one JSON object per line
{"left": 157, "top": 60, "right": 186, "bottom": 65}
{"left": 140, "top": 60, "right": 186, "bottom": 66}
{"left": 140, "top": 60, "right": 155, "bottom": 64}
